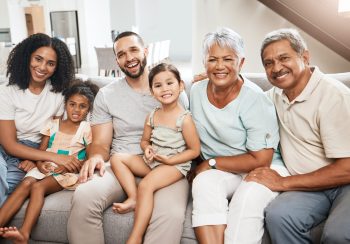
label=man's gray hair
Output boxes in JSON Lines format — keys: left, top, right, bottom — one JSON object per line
{"left": 203, "top": 27, "right": 245, "bottom": 62}
{"left": 260, "top": 28, "right": 307, "bottom": 60}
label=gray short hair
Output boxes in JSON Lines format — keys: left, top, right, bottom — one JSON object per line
{"left": 203, "top": 27, "right": 245, "bottom": 62}
{"left": 260, "top": 28, "right": 307, "bottom": 60}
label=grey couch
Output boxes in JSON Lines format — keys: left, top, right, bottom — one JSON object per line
{"left": 0, "top": 71, "right": 349, "bottom": 244}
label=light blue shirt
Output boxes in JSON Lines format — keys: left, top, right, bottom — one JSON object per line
{"left": 190, "top": 77, "right": 284, "bottom": 166}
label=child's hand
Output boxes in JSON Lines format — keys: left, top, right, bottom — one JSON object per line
{"left": 54, "top": 165, "right": 68, "bottom": 174}
{"left": 153, "top": 154, "right": 172, "bottom": 165}
{"left": 18, "top": 160, "right": 36, "bottom": 172}
{"left": 144, "top": 145, "right": 155, "bottom": 164}
{"left": 37, "top": 161, "right": 55, "bottom": 174}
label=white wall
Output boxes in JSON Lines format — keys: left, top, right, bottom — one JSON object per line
{"left": 76, "top": 0, "right": 111, "bottom": 73}
{"left": 0, "top": 0, "right": 10, "bottom": 28}
{"left": 110, "top": 0, "right": 136, "bottom": 34}
{"left": 192, "top": 0, "right": 350, "bottom": 74}
{"left": 6, "top": 0, "right": 27, "bottom": 43}
{"left": 135, "top": 0, "right": 192, "bottom": 61}
{"left": 2, "top": 0, "right": 349, "bottom": 74}
{"left": 2, "top": 0, "right": 111, "bottom": 74}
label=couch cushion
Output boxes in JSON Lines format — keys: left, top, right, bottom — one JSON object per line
{"left": 327, "top": 72, "right": 350, "bottom": 88}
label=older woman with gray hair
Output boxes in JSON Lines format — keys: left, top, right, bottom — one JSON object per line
{"left": 190, "top": 27, "right": 290, "bottom": 244}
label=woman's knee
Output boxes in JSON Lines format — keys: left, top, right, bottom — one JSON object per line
{"left": 192, "top": 171, "right": 217, "bottom": 197}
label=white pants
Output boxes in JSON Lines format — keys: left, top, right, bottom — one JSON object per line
{"left": 192, "top": 165, "right": 290, "bottom": 244}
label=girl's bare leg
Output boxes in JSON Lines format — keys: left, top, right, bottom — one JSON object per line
{"left": 1, "top": 176, "right": 62, "bottom": 244}
{"left": 0, "top": 177, "right": 37, "bottom": 228}
{"left": 111, "top": 154, "right": 151, "bottom": 214}
{"left": 127, "top": 165, "right": 183, "bottom": 244}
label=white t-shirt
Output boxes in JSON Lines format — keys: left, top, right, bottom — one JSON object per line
{"left": 0, "top": 81, "right": 64, "bottom": 143}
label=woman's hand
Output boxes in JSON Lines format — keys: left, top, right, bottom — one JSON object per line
{"left": 52, "top": 154, "right": 81, "bottom": 173}
{"left": 54, "top": 165, "right": 68, "bottom": 174}
{"left": 18, "top": 160, "right": 36, "bottom": 172}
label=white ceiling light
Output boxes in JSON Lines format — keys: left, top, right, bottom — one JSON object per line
{"left": 338, "top": 0, "right": 350, "bottom": 17}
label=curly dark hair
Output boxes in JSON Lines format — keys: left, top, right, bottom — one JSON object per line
{"left": 6, "top": 33, "right": 75, "bottom": 92}
{"left": 63, "top": 79, "right": 100, "bottom": 111}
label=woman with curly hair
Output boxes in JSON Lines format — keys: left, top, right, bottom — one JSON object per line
{"left": 0, "top": 33, "right": 81, "bottom": 206}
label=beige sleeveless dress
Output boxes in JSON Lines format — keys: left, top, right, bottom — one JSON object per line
{"left": 145, "top": 108, "right": 192, "bottom": 176}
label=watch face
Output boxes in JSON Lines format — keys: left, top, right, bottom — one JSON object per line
{"left": 209, "top": 159, "right": 216, "bottom": 166}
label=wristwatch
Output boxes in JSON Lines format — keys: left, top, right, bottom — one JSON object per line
{"left": 208, "top": 158, "right": 217, "bottom": 169}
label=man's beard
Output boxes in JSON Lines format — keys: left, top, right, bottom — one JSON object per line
{"left": 119, "top": 56, "right": 147, "bottom": 79}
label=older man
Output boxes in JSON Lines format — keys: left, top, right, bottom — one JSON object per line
{"left": 247, "top": 28, "right": 350, "bottom": 244}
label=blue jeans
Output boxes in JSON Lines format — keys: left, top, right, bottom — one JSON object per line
{"left": 265, "top": 185, "right": 350, "bottom": 244}
{"left": 0, "top": 140, "right": 39, "bottom": 206}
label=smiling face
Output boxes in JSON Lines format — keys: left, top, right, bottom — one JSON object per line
{"left": 65, "top": 94, "right": 90, "bottom": 124}
{"left": 114, "top": 35, "right": 147, "bottom": 79}
{"left": 151, "top": 70, "right": 184, "bottom": 106}
{"left": 29, "top": 46, "right": 57, "bottom": 86}
{"left": 205, "top": 43, "right": 244, "bottom": 89}
{"left": 262, "top": 39, "right": 310, "bottom": 92}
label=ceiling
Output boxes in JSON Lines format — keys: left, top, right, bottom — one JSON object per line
{"left": 258, "top": 0, "right": 350, "bottom": 61}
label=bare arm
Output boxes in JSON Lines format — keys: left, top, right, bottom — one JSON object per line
{"left": 0, "top": 120, "right": 53, "bottom": 161}
{"left": 79, "top": 122, "right": 113, "bottom": 182}
{"left": 154, "top": 114, "right": 201, "bottom": 165}
{"left": 195, "top": 147, "right": 274, "bottom": 176}
{"left": 140, "top": 117, "right": 152, "bottom": 151}
{"left": 247, "top": 157, "right": 350, "bottom": 191}
{"left": 0, "top": 120, "right": 81, "bottom": 172}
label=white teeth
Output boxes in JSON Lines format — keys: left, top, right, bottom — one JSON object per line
{"left": 276, "top": 73, "right": 288, "bottom": 79}
{"left": 127, "top": 62, "right": 138, "bottom": 68}
{"left": 35, "top": 70, "right": 45, "bottom": 77}
{"left": 215, "top": 73, "right": 227, "bottom": 78}
{"left": 162, "top": 94, "right": 172, "bottom": 98}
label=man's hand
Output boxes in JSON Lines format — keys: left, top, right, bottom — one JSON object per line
{"left": 52, "top": 154, "right": 81, "bottom": 173}
{"left": 79, "top": 155, "right": 105, "bottom": 183}
{"left": 18, "top": 160, "right": 36, "bottom": 172}
{"left": 245, "top": 167, "right": 285, "bottom": 191}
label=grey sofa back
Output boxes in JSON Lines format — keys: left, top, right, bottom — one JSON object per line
{"left": 243, "top": 72, "right": 350, "bottom": 91}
